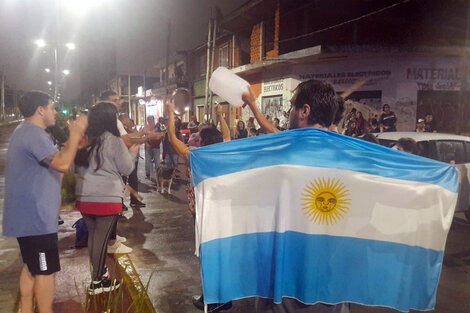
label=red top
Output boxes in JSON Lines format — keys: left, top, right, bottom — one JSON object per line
{"left": 76, "top": 201, "right": 122, "bottom": 216}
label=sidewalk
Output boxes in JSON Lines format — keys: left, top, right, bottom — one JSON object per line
{"left": 53, "top": 159, "right": 203, "bottom": 313}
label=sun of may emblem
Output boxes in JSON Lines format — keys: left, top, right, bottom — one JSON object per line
{"left": 301, "top": 178, "right": 351, "bottom": 225}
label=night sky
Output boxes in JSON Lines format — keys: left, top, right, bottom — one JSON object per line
{"left": 0, "top": 0, "right": 246, "bottom": 101}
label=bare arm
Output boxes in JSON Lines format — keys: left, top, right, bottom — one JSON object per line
{"left": 242, "top": 86, "right": 279, "bottom": 134}
{"left": 120, "top": 134, "right": 135, "bottom": 147}
{"left": 147, "top": 132, "right": 165, "bottom": 140}
{"left": 166, "top": 101, "right": 190, "bottom": 162}
{"left": 216, "top": 105, "right": 231, "bottom": 142}
{"left": 50, "top": 115, "right": 88, "bottom": 173}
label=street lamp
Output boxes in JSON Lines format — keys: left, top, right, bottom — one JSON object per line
{"left": 47, "top": 81, "right": 52, "bottom": 86}
{"left": 34, "top": 39, "right": 76, "bottom": 101}
{"left": 65, "top": 43, "right": 76, "bottom": 50}
{"left": 34, "top": 39, "right": 46, "bottom": 48}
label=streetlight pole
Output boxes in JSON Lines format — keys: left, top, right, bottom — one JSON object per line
{"left": 54, "top": 46, "right": 58, "bottom": 102}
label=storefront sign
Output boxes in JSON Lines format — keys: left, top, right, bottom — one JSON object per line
{"left": 299, "top": 70, "right": 392, "bottom": 85}
{"left": 263, "top": 79, "right": 284, "bottom": 93}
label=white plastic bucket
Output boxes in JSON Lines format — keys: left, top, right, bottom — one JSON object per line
{"left": 209, "top": 67, "right": 250, "bottom": 107}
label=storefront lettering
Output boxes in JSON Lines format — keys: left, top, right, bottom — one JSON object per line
{"left": 406, "top": 68, "right": 460, "bottom": 80}
{"left": 300, "top": 70, "right": 391, "bottom": 81}
{"left": 263, "top": 83, "right": 284, "bottom": 92}
{"left": 416, "top": 81, "right": 461, "bottom": 91}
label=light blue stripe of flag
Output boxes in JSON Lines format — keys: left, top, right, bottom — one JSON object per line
{"left": 201, "top": 232, "right": 442, "bottom": 312}
{"left": 190, "top": 128, "right": 458, "bottom": 193}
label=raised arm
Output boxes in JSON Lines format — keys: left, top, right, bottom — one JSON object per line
{"left": 216, "top": 105, "right": 231, "bottom": 142}
{"left": 166, "top": 101, "right": 190, "bottom": 162}
{"left": 242, "top": 86, "right": 279, "bottom": 134}
{"left": 50, "top": 115, "right": 88, "bottom": 173}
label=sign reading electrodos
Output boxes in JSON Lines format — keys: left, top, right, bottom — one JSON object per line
{"left": 263, "top": 79, "right": 284, "bottom": 93}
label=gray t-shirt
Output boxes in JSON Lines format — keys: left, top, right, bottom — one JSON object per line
{"left": 3, "top": 121, "right": 60, "bottom": 237}
{"left": 75, "top": 131, "right": 136, "bottom": 203}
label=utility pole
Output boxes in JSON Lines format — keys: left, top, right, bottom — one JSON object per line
{"left": 141, "top": 69, "right": 147, "bottom": 124}
{"left": 128, "top": 73, "right": 132, "bottom": 116}
{"left": 54, "top": 0, "right": 60, "bottom": 102}
{"left": 1, "top": 70, "right": 5, "bottom": 121}
{"left": 165, "top": 19, "right": 171, "bottom": 99}
{"left": 204, "top": 18, "right": 213, "bottom": 123}
{"left": 54, "top": 46, "right": 59, "bottom": 102}
{"left": 209, "top": 11, "right": 218, "bottom": 124}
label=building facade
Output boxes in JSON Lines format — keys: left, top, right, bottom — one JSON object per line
{"left": 216, "top": 0, "right": 470, "bottom": 134}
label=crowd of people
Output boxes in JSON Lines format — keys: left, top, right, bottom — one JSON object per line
{"left": 3, "top": 78, "right": 441, "bottom": 312}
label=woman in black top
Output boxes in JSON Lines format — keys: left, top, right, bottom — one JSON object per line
{"left": 235, "top": 120, "right": 248, "bottom": 139}
{"left": 379, "top": 104, "right": 397, "bottom": 132}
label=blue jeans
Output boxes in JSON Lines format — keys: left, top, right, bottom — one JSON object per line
{"left": 164, "top": 154, "right": 179, "bottom": 169}
{"left": 145, "top": 149, "right": 160, "bottom": 178}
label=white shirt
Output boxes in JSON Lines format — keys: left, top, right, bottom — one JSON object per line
{"left": 117, "top": 119, "right": 127, "bottom": 136}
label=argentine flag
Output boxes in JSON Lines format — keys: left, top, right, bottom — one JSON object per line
{"left": 190, "top": 128, "right": 458, "bottom": 312}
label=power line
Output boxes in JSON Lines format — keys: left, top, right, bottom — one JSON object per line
{"left": 249, "top": 0, "right": 413, "bottom": 50}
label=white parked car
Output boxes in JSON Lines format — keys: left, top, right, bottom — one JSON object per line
{"left": 375, "top": 132, "right": 470, "bottom": 220}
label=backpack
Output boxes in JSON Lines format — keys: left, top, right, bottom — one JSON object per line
{"left": 72, "top": 218, "right": 88, "bottom": 248}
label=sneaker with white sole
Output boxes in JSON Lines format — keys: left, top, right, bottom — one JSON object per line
{"left": 88, "top": 277, "right": 120, "bottom": 295}
{"left": 100, "top": 266, "right": 109, "bottom": 279}
{"left": 107, "top": 241, "right": 132, "bottom": 254}
{"left": 116, "top": 235, "right": 127, "bottom": 243}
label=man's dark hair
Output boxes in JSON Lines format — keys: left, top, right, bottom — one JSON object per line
{"left": 361, "top": 133, "right": 379, "bottom": 144}
{"left": 293, "top": 80, "right": 341, "bottom": 127}
{"left": 397, "top": 137, "right": 418, "bottom": 155}
{"left": 99, "top": 90, "right": 117, "bottom": 101}
{"left": 19, "top": 91, "right": 52, "bottom": 118}
{"left": 333, "top": 97, "right": 345, "bottom": 126}
{"left": 200, "top": 126, "right": 223, "bottom": 146}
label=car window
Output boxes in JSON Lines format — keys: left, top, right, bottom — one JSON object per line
{"left": 435, "top": 140, "right": 465, "bottom": 164}
{"left": 417, "top": 141, "right": 431, "bottom": 158}
{"left": 378, "top": 139, "right": 397, "bottom": 148}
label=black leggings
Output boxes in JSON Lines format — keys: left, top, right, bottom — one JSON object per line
{"left": 82, "top": 214, "right": 118, "bottom": 281}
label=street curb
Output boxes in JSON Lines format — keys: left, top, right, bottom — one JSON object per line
{"left": 114, "top": 254, "right": 156, "bottom": 313}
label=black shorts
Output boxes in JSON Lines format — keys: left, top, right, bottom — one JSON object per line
{"left": 17, "top": 233, "right": 60, "bottom": 275}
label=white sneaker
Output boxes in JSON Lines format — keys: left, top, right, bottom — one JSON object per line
{"left": 107, "top": 242, "right": 133, "bottom": 254}
{"left": 116, "top": 235, "right": 127, "bottom": 243}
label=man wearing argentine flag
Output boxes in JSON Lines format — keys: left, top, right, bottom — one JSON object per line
{"left": 190, "top": 79, "right": 458, "bottom": 313}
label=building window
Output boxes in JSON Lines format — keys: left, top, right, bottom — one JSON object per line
{"left": 176, "top": 61, "right": 185, "bottom": 80}
{"left": 219, "top": 44, "right": 229, "bottom": 68}
{"left": 200, "top": 54, "right": 207, "bottom": 77}
{"left": 264, "top": 18, "right": 275, "bottom": 53}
